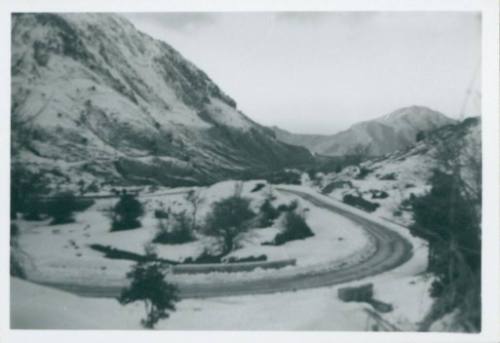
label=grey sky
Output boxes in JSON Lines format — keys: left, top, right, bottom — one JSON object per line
{"left": 123, "top": 12, "right": 481, "bottom": 134}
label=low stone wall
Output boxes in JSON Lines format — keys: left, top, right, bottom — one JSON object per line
{"left": 172, "top": 258, "right": 296, "bottom": 274}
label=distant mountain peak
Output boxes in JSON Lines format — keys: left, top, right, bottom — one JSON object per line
{"left": 273, "top": 105, "right": 457, "bottom": 156}
{"left": 378, "top": 105, "right": 451, "bottom": 123}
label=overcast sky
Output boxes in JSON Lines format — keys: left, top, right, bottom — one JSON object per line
{"left": 123, "top": 12, "right": 481, "bottom": 134}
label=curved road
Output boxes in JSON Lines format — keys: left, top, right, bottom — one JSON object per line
{"left": 31, "top": 188, "right": 414, "bottom": 299}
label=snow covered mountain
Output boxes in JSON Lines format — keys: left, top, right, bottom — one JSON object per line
{"left": 273, "top": 106, "right": 456, "bottom": 156}
{"left": 11, "top": 13, "right": 313, "bottom": 186}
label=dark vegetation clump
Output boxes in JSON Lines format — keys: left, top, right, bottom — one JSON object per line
{"left": 183, "top": 252, "right": 267, "bottom": 264}
{"left": 370, "top": 190, "right": 389, "bottom": 199}
{"left": 89, "top": 244, "right": 178, "bottom": 264}
{"left": 269, "top": 211, "right": 314, "bottom": 246}
{"left": 90, "top": 244, "right": 153, "bottom": 263}
{"left": 203, "top": 195, "right": 255, "bottom": 257}
{"left": 182, "top": 250, "right": 221, "bottom": 264}
{"left": 110, "top": 193, "right": 144, "bottom": 231}
{"left": 119, "top": 262, "right": 179, "bottom": 329}
{"left": 22, "top": 197, "right": 46, "bottom": 221}
{"left": 260, "top": 170, "right": 301, "bottom": 185}
{"left": 10, "top": 223, "right": 25, "bottom": 278}
{"left": 153, "top": 211, "right": 195, "bottom": 245}
{"left": 409, "top": 170, "right": 481, "bottom": 331}
{"left": 379, "top": 172, "right": 397, "bottom": 180}
{"left": 85, "top": 181, "right": 100, "bottom": 193}
{"left": 416, "top": 130, "right": 426, "bottom": 142}
{"left": 251, "top": 182, "right": 266, "bottom": 192}
{"left": 355, "top": 167, "right": 372, "bottom": 180}
{"left": 342, "top": 194, "right": 380, "bottom": 212}
{"left": 399, "top": 194, "right": 416, "bottom": 211}
{"left": 46, "top": 191, "right": 90, "bottom": 225}
{"left": 258, "top": 198, "right": 280, "bottom": 227}
{"left": 11, "top": 164, "right": 49, "bottom": 220}
{"left": 276, "top": 200, "right": 299, "bottom": 213}
{"left": 321, "top": 180, "right": 353, "bottom": 194}
{"left": 154, "top": 209, "right": 169, "bottom": 219}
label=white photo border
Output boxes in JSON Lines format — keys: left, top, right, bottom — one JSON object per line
{"left": 0, "top": 0, "right": 498, "bottom": 342}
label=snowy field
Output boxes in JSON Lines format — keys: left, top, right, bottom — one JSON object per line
{"left": 11, "top": 233, "right": 431, "bottom": 331}
{"left": 15, "top": 180, "right": 371, "bottom": 287}
{"left": 11, "top": 181, "right": 433, "bottom": 331}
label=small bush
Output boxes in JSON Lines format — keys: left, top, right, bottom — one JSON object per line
{"left": 263, "top": 170, "right": 301, "bottom": 185}
{"left": 270, "top": 211, "right": 314, "bottom": 246}
{"left": 183, "top": 250, "right": 221, "bottom": 264}
{"left": 154, "top": 209, "right": 169, "bottom": 219}
{"left": 85, "top": 181, "right": 99, "bottom": 193}
{"left": 355, "top": 167, "right": 372, "bottom": 180}
{"left": 46, "top": 192, "right": 79, "bottom": 225}
{"left": 370, "top": 190, "right": 389, "bottom": 199}
{"left": 148, "top": 185, "right": 160, "bottom": 193}
{"left": 153, "top": 211, "right": 195, "bottom": 245}
{"left": 322, "top": 181, "right": 353, "bottom": 194}
{"left": 22, "top": 196, "right": 45, "bottom": 221}
{"left": 400, "top": 194, "right": 416, "bottom": 211}
{"left": 110, "top": 193, "right": 144, "bottom": 231}
{"left": 204, "top": 195, "right": 255, "bottom": 256}
{"left": 379, "top": 173, "right": 397, "bottom": 180}
{"left": 251, "top": 183, "right": 266, "bottom": 192}
{"left": 73, "top": 198, "right": 95, "bottom": 211}
{"left": 343, "top": 194, "right": 380, "bottom": 212}
{"left": 259, "top": 198, "right": 279, "bottom": 227}
{"left": 277, "top": 200, "right": 299, "bottom": 213}
{"left": 119, "top": 262, "right": 179, "bottom": 329}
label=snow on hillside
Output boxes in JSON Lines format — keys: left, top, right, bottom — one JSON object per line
{"left": 317, "top": 117, "right": 480, "bottom": 227}
{"left": 11, "top": 13, "right": 313, "bottom": 187}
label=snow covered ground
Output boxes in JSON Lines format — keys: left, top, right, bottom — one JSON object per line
{"left": 15, "top": 180, "right": 371, "bottom": 287}
{"left": 11, "top": 232, "right": 430, "bottom": 331}
{"left": 11, "top": 181, "right": 433, "bottom": 331}
{"left": 317, "top": 145, "right": 435, "bottom": 227}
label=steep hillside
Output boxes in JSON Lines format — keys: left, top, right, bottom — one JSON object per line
{"left": 273, "top": 106, "right": 456, "bottom": 156}
{"left": 315, "top": 117, "right": 480, "bottom": 226}
{"left": 11, "top": 13, "right": 313, "bottom": 187}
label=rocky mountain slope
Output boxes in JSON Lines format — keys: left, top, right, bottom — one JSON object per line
{"left": 273, "top": 106, "right": 457, "bottom": 156}
{"left": 11, "top": 13, "right": 313, "bottom": 187}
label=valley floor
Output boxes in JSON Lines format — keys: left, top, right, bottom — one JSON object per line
{"left": 11, "top": 181, "right": 433, "bottom": 330}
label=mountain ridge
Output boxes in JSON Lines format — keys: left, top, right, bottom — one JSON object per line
{"left": 273, "top": 106, "right": 457, "bottom": 156}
